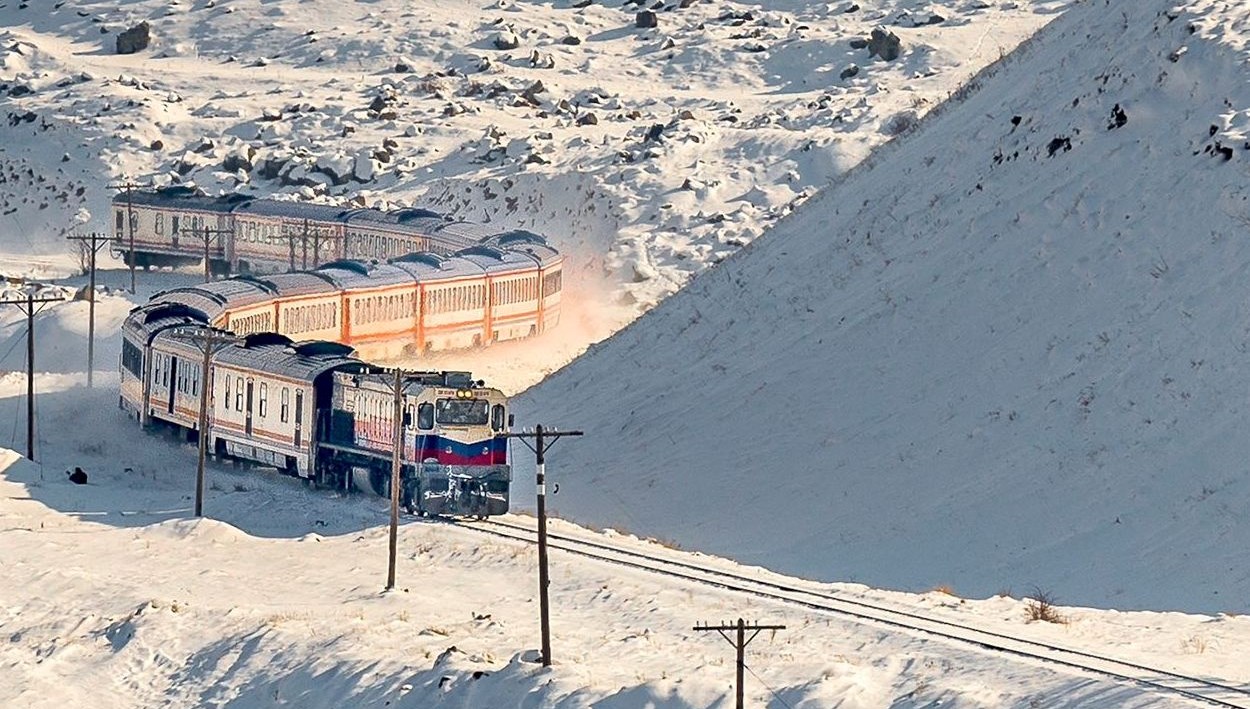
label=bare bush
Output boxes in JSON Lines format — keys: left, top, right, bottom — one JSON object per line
{"left": 1024, "top": 587, "right": 1067, "bottom": 624}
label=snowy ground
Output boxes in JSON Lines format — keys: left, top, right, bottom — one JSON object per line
{"left": 1, "top": 368, "right": 1247, "bottom": 708}
{"left": 5, "top": 0, "right": 1250, "bottom": 705}
{"left": 516, "top": 0, "right": 1250, "bottom": 615}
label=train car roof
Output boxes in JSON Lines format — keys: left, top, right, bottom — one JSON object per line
{"left": 212, "top": 340, "right": 366, "bottom": 381}
{"left": 232, "top": 199, "right": 352, "bottom": 223}
{"left": 261, "top": 270, "right": 343, "bottom": 297}
{"left": 455, "top": 245, "right": 541, "bottom": 273}
{"left": 122, "top": 303, "right": 208, "bottom": 342}
{"left": 434, "top": 221, "right": 500, "bottom": 244}
{"left": 112, "top": 187, "right": 253, "bottom": 213}
{"left": 388, "top": 253, "right": 486, "bottom": 281}
{"left": 316, "top": 261, "right": 415, "bottom": 290}
{"left": 483, "top": 230, "right": 561, "bottom": 265}
{"left": 149, "top": 279, "right": 278, "bottom": 319}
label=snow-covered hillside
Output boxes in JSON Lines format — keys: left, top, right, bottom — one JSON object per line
{"left": 0, "top": 0, "right": 1064, "bottom": 313}
{"left": 516, "top": 0, "right": 1250, "bottom": 614}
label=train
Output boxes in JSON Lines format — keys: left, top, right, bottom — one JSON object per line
{"left": 120, "top": 304, "right": 512, "bottom": 517}
{"left": 135, "top": 225, "right": 563, "bottom": 361}
{"left": 110, "top": 185, "right": 519, "bottom": 275}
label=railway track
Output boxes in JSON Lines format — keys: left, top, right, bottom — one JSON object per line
{"left": 457, "top": 516, "right": 1249, "bottom": 708}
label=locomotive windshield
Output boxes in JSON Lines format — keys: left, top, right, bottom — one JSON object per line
{"left": 435, "top": 398, "right": 490, "bottom": 425}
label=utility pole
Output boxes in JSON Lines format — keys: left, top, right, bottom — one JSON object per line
{"left": 65, "top": 232, "right": 111, "bottom": 388}
{"left": 273, "top": 219, "right": 343, "bottom": 271}
{"left": 498, "top": 424, "right": 583, "bottom": 667}
{"left": 194, "top": 225, "right": 233, "bottom": 283}
{"left": 692, "top": 619, "right": 786, "bottom": 709}
{"left": 107, "top": 179, "right": 150, "bottom": 294}
{"left": 168, "top": 326, "right": 239, "bottom": 517}
{"left": 386, "top": 367, "right": 407, "bottom": 591}
{"left": 0, "top": 289, "right": 67, "bottom": 461}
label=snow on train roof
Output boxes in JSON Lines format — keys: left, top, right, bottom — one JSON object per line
{"left": 232, "top": 199, "right": 351, "bottom": 222}
{"left": 434, "top": 221, "right": 500, "bottom": 243}
{"left": 149, "top": 279, "right": 278, "bottom": 319}
{"left": 112, "top": 186, "right": 252, "bottom": 213}
{"left": 122, "top": 303, "right": 207, "bottom": 341}
{"left": 455, "top": 245, "right": 542, "bottom": 272}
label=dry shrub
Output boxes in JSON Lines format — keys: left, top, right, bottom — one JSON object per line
{"left": 1024, "top": 587, "right": 1067, "bottom": 624}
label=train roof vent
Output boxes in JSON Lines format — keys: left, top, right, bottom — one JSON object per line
{"left": 290, "top": 340, "right": 356, "bottom": 358}
{"left": 232, "top": 275, "right": 280, "bottom": 294}
{"left": 220, "top": 193, "right": 253, "bottom": 205}
{"left": 391, "top": 252, "right": 445, "bottom": 268}
{"left": 442, "top": 371, "right": 475, "bottom": 388}
{"left": 155, "top": 185, "right": 202, "bottom": 198}
{"left": 141, "top": 303, "right": 205, "bottom": 324}
{"left": 493, "top": 229, "right": 547, "bottom": 247}
{"left": 392, "top": 207, "right": 444, "bottom": 222}
{"left": 456, "top": 245, "right": 506, "bottom": 259}
{"left": 317, "top": 260, "right": 371, "bottom": 275}
{"left": 242, "top": 332, "right": 293, "bottom": 349}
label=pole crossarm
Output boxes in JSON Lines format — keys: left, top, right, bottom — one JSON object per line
{"left": 194, "top": 226, "right": 234, "bottom": 283}
{"left": 693, "top": 619, "right": 786, "bottom": 709}
{"left": 168, "top": 326, "right": 240, "bottom": 517}
{"left": 66, "top": 232, "right": 112, "bottom": 387}
{"left": 107, "top": 179, "right": 151, "bottom": 294}
{"left": 0, "top": 289, "right": 68, "bottom": 461}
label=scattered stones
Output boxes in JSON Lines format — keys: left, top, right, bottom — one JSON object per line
{"left": 849, "top": 37, "right": 868, "bottom": 49}
{"left": 560, "top": 35, "right": 582, "bottom": 45}
{"left": 493, "top": 30, "right": 520, "bottom": 50}
{"left": 840, "top": 64, "right": 860, "bottom": 80}
{"left": 394, "top": 60, "right": 412, "bottom": 73}
{"left": 150, "top": 139, "right": 165, "bottom": 151}
{"left": 867, "top": 27, "right": 901, "bottom": 61}
{"left": 1046, "top": 136, "right": 1072, "bottom": 156}
{"left": 636, "top": 11, "right": 658, "bottom": 28}
{"left": 260, "top": 108, "right": 283, "bottom": 121}
{"left": 116, "top": 21, "right": 150, "bottom": 54}
{"left": 576, "top": 112, "right": 599, "bottom": 126}
{"left": 7, "top": 84, "right": 32, "bottom": 98}
{"left": 1107, "top": 103, "right": 1127, "bottom": 130}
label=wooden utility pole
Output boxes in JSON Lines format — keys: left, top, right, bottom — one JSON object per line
{"left": 65, "top": 232, "right": 111, "bottom": 388}
{"left": 168, "top": 326, "right": 239, "bottom": 517}
{"left": 271, "top": 219, "right": 344, "bottom": 271}
{"left": 692, "top": 619, "right": 786, "bottom": 709}
{"left": 194, "top": 225, "right": 233, "bottom": 283}
{"left": 386, "top": 368, "right": 407, "bottom": 591}
{"left": 107, "top": 180, "right": 150, "bottom": 293}
{"left": 0, "top": 289, "right": 67, "bottom": 461}
{"left": 498, "top": 424, "right": 583, "bottom": 667}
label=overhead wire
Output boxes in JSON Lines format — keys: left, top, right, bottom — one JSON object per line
{"left": 743, "top": 663, "right": 797, "bottom": 709}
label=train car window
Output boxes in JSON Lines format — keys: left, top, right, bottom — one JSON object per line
{"left": 235, "top": 380, "right": 244, "bottom": 410}
{"left": 281, "top": 387, "right": 290, "bottom": 423}
{"left": 259, "top": 383, "right": 268, "bottom": 417}
{"left": 172, "top": 215, "right": 180, "bottom": 234}
{"left": 404, "top": 404, "right": 414, "bottom": 428}
{"left": 436, "top": 398, "right": 489, "bottom": 425}
{"left": 225, "top": 374, "right": 231, "bottom": 409}
{"left": 192, "top": 365, "right": 199, "bottom": 398}
{"left": 417, "top": 403, "right": 434, "bottom": 430}
{"left": 491, "top": 404, "right": 505, "bottom": 432}
{"left": 155, "top": 213, "right": 164, "bottom": 235}
{"left": 115, "top": 211, "right": 125, "bottom": 231}
{"left": 295, "top": 390, "right": 303, "bottom": 425}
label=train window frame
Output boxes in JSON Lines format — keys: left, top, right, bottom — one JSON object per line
{"left": 172, "top": 215, "right": 180, "bottom": 235}
{"left": 155, "top": 213, "right": 164, "bottom": 235}
{"left": 235, "top": 379, "right": 244, "bottom": 411}
{"left": 435, "top": 398, "right": 490, "bottom": 426}
{"left": 417, "top": 402, "right": 434, "bottom": 430}
{"left": 491, "top": 404, "right": 505, "bottom": 432}
{"left": 281, "top": 387, "right": 290, "bottom": 423}
{"left": 258, "top": 382, "right": 268, "bottom": 418}
{"left": 225, "top": 373, "right": 232, "bottom": 409}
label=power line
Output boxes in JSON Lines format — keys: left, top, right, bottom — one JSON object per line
{"left": 743, "top": 663, "right": 796, "bottom": 709}
{"left": 0, "top": 290, "right": 67, "bottom": 460}
{"left": 65, "top": 232, "right": 111, "bottom": 387}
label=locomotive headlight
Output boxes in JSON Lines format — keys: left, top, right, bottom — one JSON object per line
{"left": 456, "top": 389, "right": 472, "bottom": 399}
